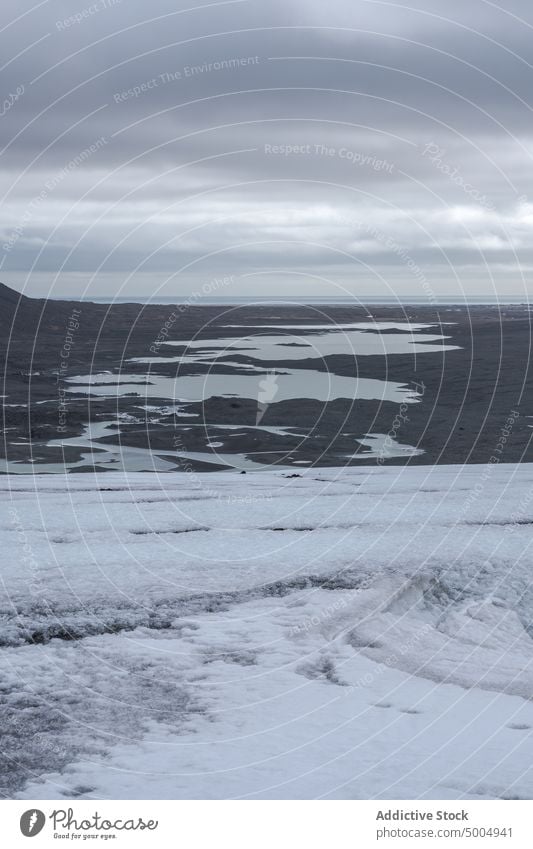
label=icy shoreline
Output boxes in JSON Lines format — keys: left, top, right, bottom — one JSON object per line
{"left": 1, "top": 464, "right": 533, "bottom": 799}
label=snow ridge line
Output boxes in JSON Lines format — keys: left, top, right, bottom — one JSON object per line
{"left": 0, "top": 572, "right": 368, "bottom": 646}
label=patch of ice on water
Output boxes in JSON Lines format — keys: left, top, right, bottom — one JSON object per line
{"left": 66, "top": 371, "right": 422, "bottom": 405}
{"left": 350, "top": 433, "right": 424, "bottom": 459}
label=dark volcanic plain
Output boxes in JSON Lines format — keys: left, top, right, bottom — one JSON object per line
{"left": 1, "top": 282, "right": 532, "bottom": 471}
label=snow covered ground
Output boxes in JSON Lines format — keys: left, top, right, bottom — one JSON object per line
{"left": 1, "top": 463, "right": 533, "bottom": 800}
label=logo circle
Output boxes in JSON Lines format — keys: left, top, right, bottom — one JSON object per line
{"left": 20, "top": 810, "right": 45, "bottom": 837}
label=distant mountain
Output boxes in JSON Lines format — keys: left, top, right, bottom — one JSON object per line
{"left": 0, "top": 282, "right": 37, "bottom": 335}
{"left": 0, "top": 281, "right": 29, "bottom": 306}
{"left": 0, "top": 281, "right": 167, "bottom": 355}
{"left": 0, "top": 282, "right": 98, "bottom": 338}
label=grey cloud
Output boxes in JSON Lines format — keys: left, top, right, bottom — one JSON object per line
{"left": 1, "top": 0, "right": 533, "bottom": 297}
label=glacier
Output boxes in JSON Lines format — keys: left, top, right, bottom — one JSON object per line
{"left": 1, "top": 463, "right": 533, "bottom": 800}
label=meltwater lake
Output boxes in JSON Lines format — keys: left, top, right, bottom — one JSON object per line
{"left": 53, "top": 317, "right": 456, "bottom": 472}
{"left": 2, "top": 296, "right": 531, "bottom": 473}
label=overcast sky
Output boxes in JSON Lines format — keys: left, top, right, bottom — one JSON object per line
{"left": 1, "top": 0, "right": 533, "bottom": 300}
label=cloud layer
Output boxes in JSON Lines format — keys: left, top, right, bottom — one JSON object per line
{"left": 1, "top": 0, "right": 533, "bottom": 299}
